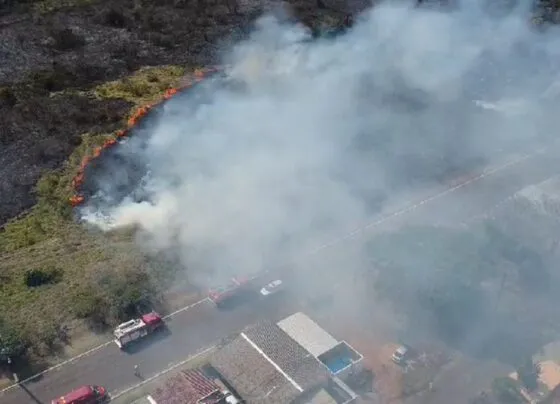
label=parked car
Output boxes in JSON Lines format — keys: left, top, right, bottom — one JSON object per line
{"left": 260, "top": 280, "right": 284, "bottom": 296}
{"left": 391, "top": 345, "right": 412, "bottom": 365}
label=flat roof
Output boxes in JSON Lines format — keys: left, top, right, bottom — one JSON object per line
{"left": 277, "top": 312, "right": 339, "bottom": 357}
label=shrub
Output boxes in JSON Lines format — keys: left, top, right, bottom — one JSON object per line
{"left": 0, "top": 319, "right": 26, "bottom": 361}
{"left": 49, "top": 27, "right": 86, "bottom": 51}
{"left": 102, "top": 7, "right": 128, "bottom": 28}
{"left": 71, "top": 289, "right": 108, "bottom": 327}
{"left": 24, "top": 267, "right": 62, "bottom": 288}
{"left": 28, "top": 67, "right": 76, "bottom": 93}
{"left": 0, "top": 86, "right": 17, "bottom": 107}
{"left": 99, "top": 269, "right": 159, "bottom": 323}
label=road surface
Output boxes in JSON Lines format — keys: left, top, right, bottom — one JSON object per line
{"left": 3, "top": 143, "right": 560, "bottom": 403}
{"left": 0, "top": 293, "right": 300, "bottom": 404}
{"left": 304, "top": 144, "right": 560, "bottom": 256}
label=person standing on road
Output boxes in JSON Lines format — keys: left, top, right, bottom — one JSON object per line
{"left": 134, "top": 364, "right": 140, "bottom": 377}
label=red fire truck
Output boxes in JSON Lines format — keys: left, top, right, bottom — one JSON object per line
{"left": 208, "top": 276, "right": 255, "bottom": 307}
{"left": 51, "top": 385, "right": 109, "bottom": 404}
{"left": 113, "top": 312, "right": 165, "bottom": 349}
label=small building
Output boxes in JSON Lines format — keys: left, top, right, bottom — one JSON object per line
{"left": 148, "top": 369, "right": 233, "bottom": 404}
{"left": 277, "top": 312, "right": 339, "bottom": 357}
{"left": 278, "top": 312, "right": 364, "bottom": 381}
{"left": 210, "top": 320, "right": 355, "bottom": 404}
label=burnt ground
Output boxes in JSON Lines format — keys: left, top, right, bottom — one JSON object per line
{"left": 0, "top": 0, "right": 361, "bottom": 226}
{"left": 78, "top": 72, "right": 225, "bottom": 209}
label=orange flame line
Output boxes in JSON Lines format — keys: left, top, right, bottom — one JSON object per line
{"left": 69, "top": 66, "right": 222, "bottom": 207}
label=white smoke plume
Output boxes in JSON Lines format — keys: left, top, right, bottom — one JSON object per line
{"left": 83, "top": 1, "right": 560, "bottom": 290}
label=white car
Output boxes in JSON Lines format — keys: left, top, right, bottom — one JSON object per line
{"left": 391, "top": 345, "right": 411, "bottom": 365}
{"left": 260, "top": 280, "right": 284, "bottom": 296}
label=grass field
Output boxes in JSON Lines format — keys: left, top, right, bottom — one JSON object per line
{"left": 0, "top": 65, "right": 193, "bottom": 366}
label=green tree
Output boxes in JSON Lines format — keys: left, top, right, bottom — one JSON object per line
{"left": 99, "top": 269, "right": 159, "bottom": 323}
{"left": 0, "top": 319, "right": 26, "bottom": 362}
{"left": 71, "top": 288, "right": 108, "bottom": 327}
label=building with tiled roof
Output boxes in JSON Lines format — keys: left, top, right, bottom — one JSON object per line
{"left": 210, "top": 316, "right": 358, "bottom": 404}
{"left": 149, "top": 369, "right": 227, "bottom": 404}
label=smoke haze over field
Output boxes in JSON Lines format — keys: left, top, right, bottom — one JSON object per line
{"left": 84, "top": 1, "right": 560, "bottom": 289}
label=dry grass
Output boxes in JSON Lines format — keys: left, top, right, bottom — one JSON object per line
{"left": 0, "top": 65, "right": 190, "bottom": 362}
{"left": 95, "top": 66, "right": 187, "bottom": 107}
{"left": 0, "top": 224, "right": 150, "bottom": 355}
{"left": 0, "top": 132, "right": 114, "bottom": 252}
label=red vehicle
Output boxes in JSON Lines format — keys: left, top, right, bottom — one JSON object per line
{"left": 208, "top": 276, "right": 254, "bottom": 306}
{"left": 113, "top": 312, "right": 165, "bottom": 349}
{"left": 51, "top": 385, "right": 109, "bottom": 404}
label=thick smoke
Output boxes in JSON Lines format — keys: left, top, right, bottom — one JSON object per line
{"left": 83, "top": 0, "right": 560, "bottom": 294}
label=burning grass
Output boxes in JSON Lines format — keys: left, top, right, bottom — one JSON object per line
{"left": 0, "top": 132, "right": 114, "bottom": 252}
{"left": 70, "top": 65, "right": 217, "bottom": 207}
{"left": 0, "top": 65, "right": 195, "bottom": 365}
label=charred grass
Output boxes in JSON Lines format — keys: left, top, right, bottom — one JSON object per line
{"left": 31, "top": 0, "right": 100, "bottom": 14}
{"left": 0, "top": 65, "right": 188, "bottom": 364}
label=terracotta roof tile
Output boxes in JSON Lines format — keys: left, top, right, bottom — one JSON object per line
{"left": 151, "top": 369, "right": 222, "bottom": 404}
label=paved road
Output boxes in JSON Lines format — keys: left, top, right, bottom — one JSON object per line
{"left": 317, "top": 145, "right": 560, "bottom": 248}
{"left": 0, "top": 293, "right": 300, "bottom": 404}
{"left": 4, "top": 143, "right": 560, "bottom": 404}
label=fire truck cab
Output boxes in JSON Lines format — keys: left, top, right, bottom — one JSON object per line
{"left": 208, "top": 276, "right": 254, "bottom": 307}
{"left": 51, "top": 385, "right": 109, "bottom": 404}
{"left": 113, "top": 312, "right": 164, "bottom": 349}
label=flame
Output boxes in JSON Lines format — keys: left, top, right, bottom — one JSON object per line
{"left": 69, "top": 195, "right": 85, "bottom": 207}
{"left": 163, "top": 88, "right": 178, "bottom": 99}
{"left": 103, "top": 138, "right": 118, "bottom": 148}
{"left": 68, "top": 66, "right": 221, "bottom": 208}
{"left": 81, "top": 156, "right": 92, "bottom": 168}
{"left": 194, "top": 69, "right": 205, "bottom": 81}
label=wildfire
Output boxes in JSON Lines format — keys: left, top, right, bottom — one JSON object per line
{"left": 69, "top": 66, "right": 221, "bottom": 207}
